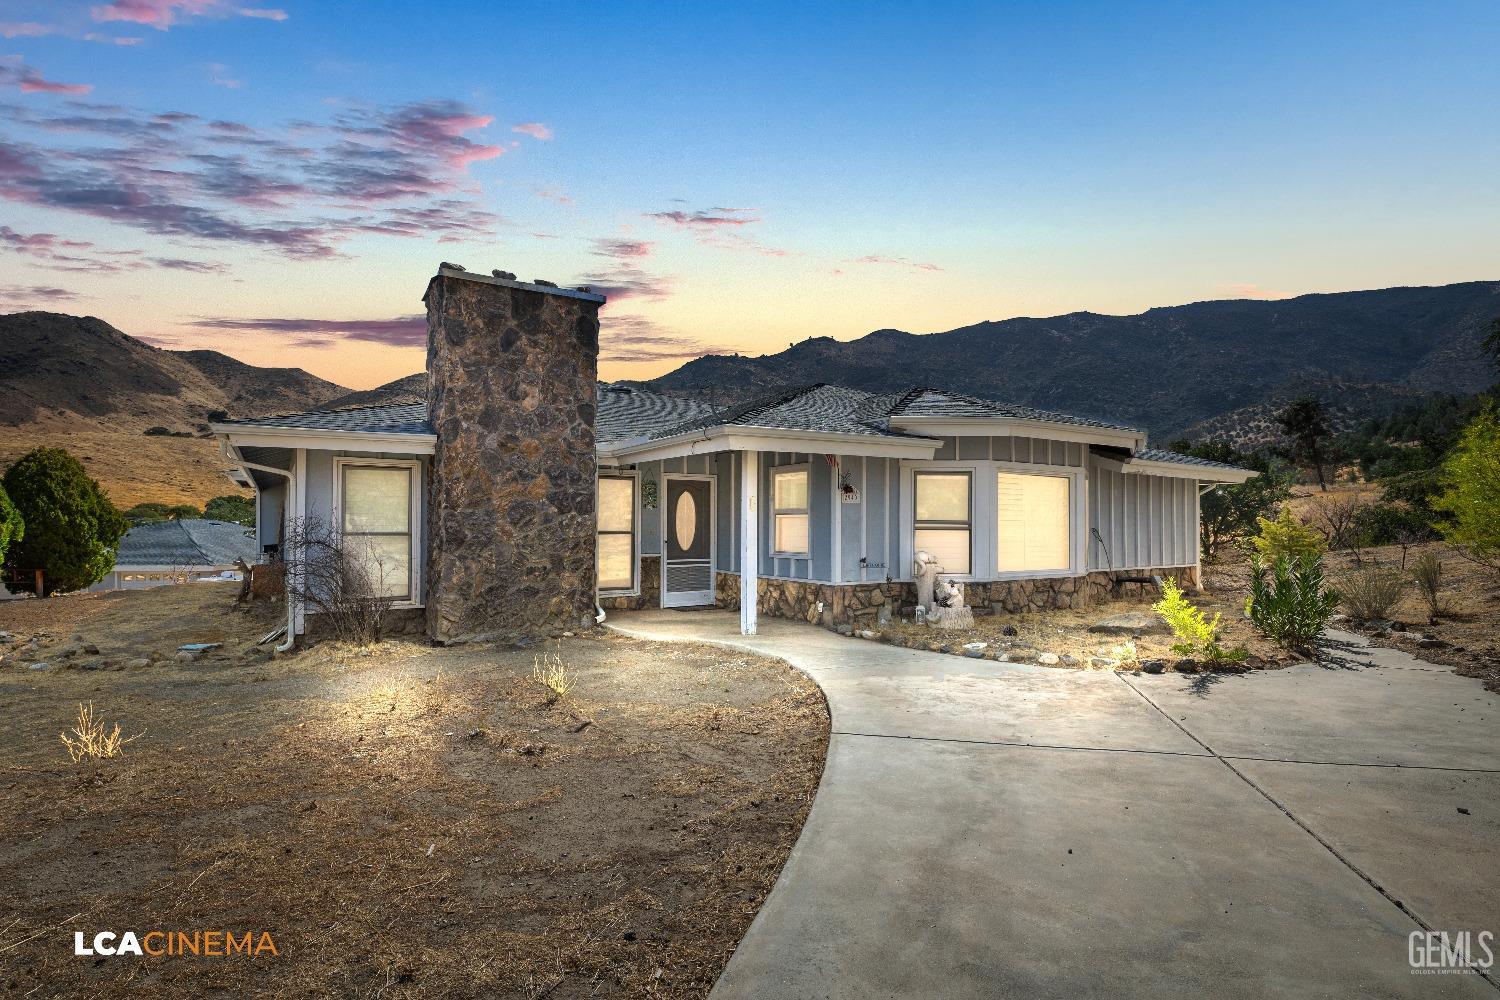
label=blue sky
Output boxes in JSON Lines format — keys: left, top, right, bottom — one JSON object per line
{"left": 2, "top": 0, "right": 1497, "bottom": 388}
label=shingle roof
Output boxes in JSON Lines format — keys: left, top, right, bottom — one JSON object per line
{"left": 116, "top": 519, "right": 259, "bottom": 568}
{"left": 1133, "top": 448, "right": 1250, "bottom": 473}
{"left": 890, "top": 388, "right": 1141, "bottom": 433}
{"left": 219, "top": 402, "right": 432, "bottom": 435}
{"left": 646, "top": 384, "right": 940, "bottom": 441}
{"left": 596, "top": 384, "right": 721, "bottom": 445}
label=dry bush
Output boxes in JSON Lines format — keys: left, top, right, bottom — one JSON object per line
{"left": 1411, "top": 552, "right": 1447, "bottom": 618}
{"left": 532, "top": 652, "right": 574, "bottom": 704}
{"left": 283, "top": 517, "right": 398, "bottom": 645}
{"left": 1337, "top": 566, "right": 1408, "bottom": 621}
{"left": 59, "top": 703, "right": 142, "bottom": 763}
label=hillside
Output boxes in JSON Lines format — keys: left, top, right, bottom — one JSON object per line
{"left": 644, "top": 282, "right": 1500, "bottom": 441}
{"left": 0, "top": 312, "right": 349, "bottom": 507}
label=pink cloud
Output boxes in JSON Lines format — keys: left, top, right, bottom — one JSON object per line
{"left": 1216, "top": 282, "right": 1293, "bottom": 300}
{"left": 647, "top": 207, "right": 760, "bottom": 229}
{"left": 1, "top": 57, "right": 93, "bottom": 94}
{"left": 846, "top": 254, "right": 941, "bottom": 273}
{"left": 600, "top": 314, "right": 736, "bottom": 363}
{"left": 512, "top": 122, "right": 553, "bottom": 140}
{"left": 578, "top": 264, "right": 673, "bottom": 302}
{"left": 592, "top": 238, "right": 653, "bottom": 260}
{"left": 90, "top": 0, "right": 287, "bottom": 29}
{"left": 190, "top": 314, "right": 428, "bottom": 348}
{"left": 533, "top": 185, "right": 571, "bottom": 204}
{"left": 0, "top": 22, "right": 52, "bottom": 38}
{"left": 207, "top": 63, "right": 242, "bottom": 88}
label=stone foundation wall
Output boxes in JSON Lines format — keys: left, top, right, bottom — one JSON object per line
{"left": 599, "top": 554, "right": 661, "bottom": 612}
{"left": 304, "top": 606, "right": 426, "bottom": 640}
{"left": 424, "top": 269, "right": 603, "bottom": 644}
{"left": 712, "top": 565, "right": 1197, "bottom": 632}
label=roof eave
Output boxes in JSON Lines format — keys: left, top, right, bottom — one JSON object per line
{"left": 602, "top": 424, "right": 943, "bottom": 463}
{"left": 213, "top": 423, "right": 436, "bottom": 454}
{"left": 1094, "top": 453, "right": 1257, "bottom": 483}
{"left": 889, "top": 415, "right": 1145, "bottom": 449}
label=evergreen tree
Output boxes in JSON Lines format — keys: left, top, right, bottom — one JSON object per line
{"left": 2, "top": 448, "right": 129, "bottom": 595}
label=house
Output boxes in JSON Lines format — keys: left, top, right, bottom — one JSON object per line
{"left": 87, "top": 519, "right": 258, "bottom": 592}
{"left": 212, "top": 265, "right": 1254, "bottom": 644}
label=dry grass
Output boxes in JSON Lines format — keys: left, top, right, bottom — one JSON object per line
{"left": 532, "top": 651, "right": 575, "bottom": 703}
{"left": 58, "top": 702, "right": 142, "bottom": 762}
{"left": 0, "top": 586, "right": 830, "bottom": 998}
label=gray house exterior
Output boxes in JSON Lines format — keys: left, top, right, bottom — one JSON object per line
{"left": 214, "top": 265, "right": 1253, "bottom": 643}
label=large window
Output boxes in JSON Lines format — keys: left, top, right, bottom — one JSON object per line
{"left": 997, "top": 472, "right": 1071, "bottom": 574}
{"left": 597, "top": 474, "right": 637, "bottom": 592}
{"left": 341, "top": 464, "right": 414, "bottom": 600}
{"left": 914, "top": 471, "right": 971, "bottom": 574}
{"left": 772, "top": 465, "right": 810, "bottom": 556}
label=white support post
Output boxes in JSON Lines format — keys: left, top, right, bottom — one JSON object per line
{"left": 740, "top": 450, "right": 759, "bottom": 635}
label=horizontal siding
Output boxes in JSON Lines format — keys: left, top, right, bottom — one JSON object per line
{"left": 1088, "top": 464, "right": 1197, "bottom": 570}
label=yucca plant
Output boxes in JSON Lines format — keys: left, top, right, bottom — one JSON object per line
{"left": 1246, "top": 555, "right": 1340, "bottom": 649}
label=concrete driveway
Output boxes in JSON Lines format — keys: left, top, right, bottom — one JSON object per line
{"left": 608, "top": 610, "right": 1500, "bottom": 999}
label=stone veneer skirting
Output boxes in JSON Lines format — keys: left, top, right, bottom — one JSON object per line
{"left": 599, "top": 554, "right": 661, "bottom": 612}
{"left": 713, "top": 566, "right": 1199, "bottom": 631}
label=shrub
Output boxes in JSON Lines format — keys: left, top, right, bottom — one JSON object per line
{"left": 143, "top": 426, "right": 170, "bottom": 436}
{"left": 1431, "top": 409, "right": 1500, "bottom": 573}
{"left": 282, "top": 516, "right": 398, "bottom": 645}
{"left": 1251, "top": 506, "right": 1327, "bottom": 565}
{"left": 1152, "top": 578, "right": 1247, "bottom": 662}
{"left": 532, "top": 652, "right": 574, "bottom": 703}
{"left": 1336, "top": 566, "right": 1408, "bottom": 622}
{"left": 1411, "top": 552, "right": 1446, "bottom": 618}
{"left": 2, "top": 448, "right": 129, "bottom": 595}
{"left": 1349, "top": 502, "right": 1434, "bottom": 549}
{"left": 1166, "top": 441, "right": 1292, "bottom": 562}
{"left": 0, "top": 483, "right": 22, "bottom": 566}
{"left": 1246, "top": 556, "right": 1340, "bottom": 648}
{"left": 204, "top": 494, "right": 256, "bottom": 527}
{"left": 60, "top": 703, "right": 142, "bottom": 762}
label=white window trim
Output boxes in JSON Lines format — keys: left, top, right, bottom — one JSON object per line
{"left": 769, "top": 462, "right": 812, "bottom": 558}
{"left": 993, "top": 464, "right": 1086, "bottom": 579}
{"left": 333, "top": 457, "right": 424, "bottom": 609}
{"left": 597, "top": 469, "right": 640, "bottom": 597}
{"left": 899, "top": 459, "right": 1087, "bottom": 582}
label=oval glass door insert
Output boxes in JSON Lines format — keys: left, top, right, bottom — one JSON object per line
{"left": 674, "top": 491, "right": 697, "bottom": 550}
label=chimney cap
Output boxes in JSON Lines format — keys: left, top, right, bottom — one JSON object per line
{"left": 425, "top": 264, "right": 606, "bottom": 304}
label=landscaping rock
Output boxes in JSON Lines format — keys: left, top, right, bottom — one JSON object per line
{"left": 1087, "top": 612, "right": 1169, "bottom": 637}
{"left": 1037, "top": 652, "right": 1060, "bottom": 665}
{"left": 0, "top": 631, "right": 12, "bottom": 644}
{"left": 53, "top": 644, "right": 82, "bottom": 659}
{"left": 175, "top": 651, "right": 197, "bottom": 663}
{"left": 1001, "top": 625, "right": 1019, "bottom": 637}
{"left": 1140, "top": 659, "right": 1166, "bottom": 674}
{"left": 1088, "top": 657, "right": 1114, "bottom": 669}
{"left": 962, "top": 642, "right": 987, "bottom": 658}
{"left": 857, "top": 629, "right": 879, "bottom": 640}
{"left": 1059, "top": 654, "right": 1080, "bottom": 667}
{"left": 123, "top": 658, "right": 151, "bottom": 670}
{"left": 1173, "top": 658, "right": 1201, "bottom": 673}
{"left": 28, "top": 662, "right": 49, "bottom": 671}
{"left": 1417, "top": 638, "right": 1449, "bottom": 650}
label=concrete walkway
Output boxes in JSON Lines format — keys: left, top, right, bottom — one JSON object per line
{"left": 608, "top": 611, "right": 1500, "bottom": 999}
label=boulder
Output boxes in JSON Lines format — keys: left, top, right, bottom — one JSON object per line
{"left": 1087, "top": 612, "right": 1169, "bottom": 637}
{"left": 28, "top": 662, "right": 49, "bottom": 671}
{"left": 1140, "top": 659, "right": 1166, "bottom": 674}
{"left": 1037, "top": 652, "right": 1060, "bottom": 665}
{"left": 962, "top": 642, "right": 988, "bottom": 658}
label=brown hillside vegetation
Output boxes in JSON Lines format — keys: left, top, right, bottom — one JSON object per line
{"left": 0, "top": 312, "right": 349, "bottom": 507}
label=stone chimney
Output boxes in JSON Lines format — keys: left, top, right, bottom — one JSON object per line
{"left": 423, "top": 266, "right": 605, "bottom": 643}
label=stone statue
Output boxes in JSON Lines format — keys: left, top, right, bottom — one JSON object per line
{"left": 913, "top": 550, "right": 943, "bottom": 614}
{"left": 929, "top": 576, "right": 976, "bottom": 629}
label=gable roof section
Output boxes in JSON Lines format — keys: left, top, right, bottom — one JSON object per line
{"left": 1133, "top": 448, "right": 1248, "bottom": 472}
{"left": 645, "top": 384, "right": 939, "bottom": 442}
{"left": 891, "top": 387, "right": 1141, "bottom": 433}
{"left": 596, "top": 384, "right": 721, "bottom": 445}
{"left": 116, "top": 519, "right": 259, "bottom": 568}
{"left": 218, "top": 401, "right": 432, "bottom": 435}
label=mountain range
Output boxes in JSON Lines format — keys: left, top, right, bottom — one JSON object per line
{"left": 3, "top": 280, "right": 1495, "bottom": 506}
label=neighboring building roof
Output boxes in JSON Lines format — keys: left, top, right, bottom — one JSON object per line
{"left": 890, "top": 387, "right": 1142, "bottom": 433}
{"left": 596, "top": 383, "right": 722, "bottom": 445}
{"left": 116, "top": 519, "right": 258, "bottom": 568}
{"left": 1132, "top": 448, "right": 1251, "bottom": 473}
{"left": 219, "top": 401, "right": 432, "bottom": 435}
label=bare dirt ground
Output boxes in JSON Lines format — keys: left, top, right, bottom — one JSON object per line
{"left": 0, "top": 585, "right": 830, "bottom": 998}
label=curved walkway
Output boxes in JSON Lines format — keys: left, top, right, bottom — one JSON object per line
{"left": 609, "top": 610, "right": 1500, "bottom": 999}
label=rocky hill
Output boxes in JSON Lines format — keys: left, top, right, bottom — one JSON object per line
{"left": 644, "top": 282, "right": 1500, "bottom": 441}
{"left": 0, "top": 312, "right": 348, "bottom": 507}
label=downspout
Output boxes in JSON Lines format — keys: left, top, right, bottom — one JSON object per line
{"left": 222, "top": 441, "right": 299, "bottom": 653}
{"left": 593, "top": 466, "right": 606, "bottom": 624}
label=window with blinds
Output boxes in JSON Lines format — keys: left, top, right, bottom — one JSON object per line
{"left": 341, "top": 465, "right": 413, "bottom": 600}
{"left": 772, "top": 466, "right": 810, "bottom": 556}
{"left": 914, "top": 471, "right": 972, "bottom": 574}
{"left": 597, "top": 475, "right": 637, "bottom": 592}
{"left": 997, "top": 472, "right": 1071, "bottom": 573}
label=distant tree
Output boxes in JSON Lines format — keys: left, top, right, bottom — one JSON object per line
{"left": 1166, "top": 440, "right": 1293, "bottom": 561}
{"left": 0, "top": 483, "right": 23, "bottom": 566}
{"left": 1431, "top": 408, "right": 1500, "bottom": 573}
{"left": 204, "top": 494, "right": 256, "bottom": 527}
{"left": 206, "top": 409, "right": 230, "bottom": 422}
{"left": 2, "top": 448, "right": 128, "bottom": 595}
{"left": 1277, "top": 397, "right": 1333, "bottom": 491}
{"left": 167, "top": 504, "right": 201, "bottom": 520}
{"left": 124, "top": 502, "right": 172, "bottom": 525}
{"left": 1484, "top": 316, "right": 1500, "bottom": 377}
{"left": 143, "top": 426, "right": 170, "bottom": 436}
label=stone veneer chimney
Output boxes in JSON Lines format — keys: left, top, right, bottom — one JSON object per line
{"left": 423, "top": 266, "right": 605, "bottom": 643}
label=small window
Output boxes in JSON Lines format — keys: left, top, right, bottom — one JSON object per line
{"left": 772, "top": 466, "right": 810, "bottom": 556}
{"left": 914, "top": 471, "right": 971, "bottom": 574}
{"left": 597, "top": 475, "right": 637, "bottom": 592}
{"left": 997, "top": 472, "right": 1071, "bottom": 573}
{"left": 341, "top": 465, "right": 413, "bottom": 600}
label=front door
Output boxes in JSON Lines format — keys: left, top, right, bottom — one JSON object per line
{"left": 662, "top": 477, "right": 714, "bottom": 607}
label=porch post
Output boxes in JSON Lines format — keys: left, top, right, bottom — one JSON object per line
{"left": 740, "top": 450, "right": 759, "bottom": 635}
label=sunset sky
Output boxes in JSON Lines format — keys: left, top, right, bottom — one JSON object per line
{"left": 2, "top": 0, "right": 1498, "bottom": 390}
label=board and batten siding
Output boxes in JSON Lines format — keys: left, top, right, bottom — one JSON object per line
{"left": 1087, "top": 463, "right": 1198, "bottom": 570}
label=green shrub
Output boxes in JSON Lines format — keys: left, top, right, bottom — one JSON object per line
{"left": 1431, "top": 409, "right": 1500, "bottom": 573}
{"left": 1246, "top": 556, "right": 1340, "bottom": 648}
{"left": 1251, "top": 506, "right": 1327, "bottom": 564}
{"left": 1411, "top": 553, "right": 1446, "bottom": 618}
{"left": 204, "top": 494, "right": 256, "bottom": 527}
{"left": 1, "top": 447, "right": 129, "bottom": 595}
{"left": 0, "top": 483, "right": 23, "bottom": 566}
{"left": 1337, "top": 566, "right": 1408, "bottom": 621}
{"left": 1152, "top": 578, "right": 1247, "bottom": 662}
{"left": 1349, "top": 502, "right": 1434, "bottom": 548}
